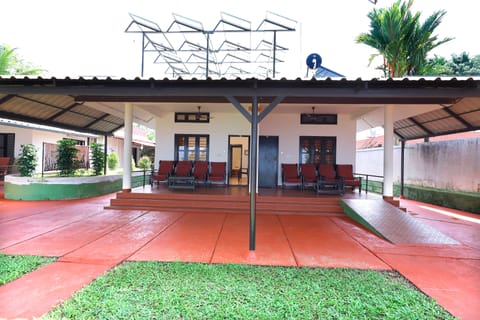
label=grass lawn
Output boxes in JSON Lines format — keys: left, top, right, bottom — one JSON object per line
{"left": 46, "top": 262, "right": 453, "bottom": 319}
{"left": 0, "top": 253, "right": 55, "bottom": 285}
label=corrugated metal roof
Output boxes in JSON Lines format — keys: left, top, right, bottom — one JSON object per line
{"left": 0, "top": 76, "right": 479, "bottom": 138}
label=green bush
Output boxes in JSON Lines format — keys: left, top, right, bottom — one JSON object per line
{"left": 394, "top": 184, "right": 480, "bottom": 214}
{"left": 107, "top": 152, "right": 119, "bottom": 170}
{"left": 90, "top": 142, "right": 105, "bottom": 176}
{"left": 16, "top": 144, "right": 37, "bottom": 177}
{"left": 138, "top": 156, "right": 152, "bottom": 171}
{"left": 56, "top": 139, "right": 79, "bottom": 176}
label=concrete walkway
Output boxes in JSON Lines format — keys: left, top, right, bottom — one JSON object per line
{"left": 0, "top": 190, "right": 479, "bottom": 319}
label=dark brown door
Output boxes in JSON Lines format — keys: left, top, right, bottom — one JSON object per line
{"left": 258, "top": 136, "right": 279, "bottom": 188}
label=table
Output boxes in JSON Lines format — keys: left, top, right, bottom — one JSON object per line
{"left": 168, "top": 176, "right": 195, "bottom": 189}
{"left": 315, "top": 179, "right": 344, "bottom": 194}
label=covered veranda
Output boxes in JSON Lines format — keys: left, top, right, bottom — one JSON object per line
{"left": 1, "top": 76, "right": 480, "bottom": 251}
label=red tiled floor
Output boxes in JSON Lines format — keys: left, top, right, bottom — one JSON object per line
{"left": 377, "top": 253, "right": 480, "bottom": 320}
{"left": 1, "top": 210, "right": 145, "bottom": 255}
{"left": 279, "top": 215, "right": 391, "bottom": 269}
{"left": 212, "top": 214, "right": 297, "bottom": 266}
{"left": 0, "top": 187, "right": 479, "bottom": 319}
{"left": 58, "top": 211, "right": 182, "bottom": 265}
{"left": 131, "top": 212, "right": 224, "bottom": 263}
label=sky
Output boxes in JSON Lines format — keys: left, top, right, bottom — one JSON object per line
{"left": 1, "top": 0, "right": 479, "bottom": 79}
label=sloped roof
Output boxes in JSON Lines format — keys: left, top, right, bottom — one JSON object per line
{"left": 0, "top": 91, "right": 124, "bottom": 135}
{"left": 0, "top": 76, "right": 479, "bottom": 139}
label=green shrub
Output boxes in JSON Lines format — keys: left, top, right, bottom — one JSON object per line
{"left": 394, "top": 184, "right": 480, "bottom": 214}
{"left": 16, "top": 144, "right": 37, "bottom": 177}
{"left": 56, "top": 139, "right": 79, "bottom": 176}
{"left": 138, "top": 156, "right": 152, "bottom": 171}
{"left": 90, "top": 142, "right": 105, "bottom": 176}
{"left": 107, "top": 152, "right": 119, "bottom": 170}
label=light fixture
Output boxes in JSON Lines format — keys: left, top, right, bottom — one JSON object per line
{"left": 196, "top": 106, "right": 202, "bottom": 120}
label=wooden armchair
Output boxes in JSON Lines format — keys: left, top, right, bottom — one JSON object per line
{"left": 281, "top": 163, "right": 302, "bottom": 190}
{"left": 151, "top": 160, "right": 174, "bottom": 187}
{"left": 336, "top": 164, "right": 362, "bottom": 193}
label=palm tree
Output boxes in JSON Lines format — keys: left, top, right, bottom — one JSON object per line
{"left": 0, "top": 45, "right": 43, "bottom": 75}
{"left": 356, "top": 0, "right": 452, "bottom": 77}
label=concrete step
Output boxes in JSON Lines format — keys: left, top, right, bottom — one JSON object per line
{"left": 106, "top": 192, "right": 344, "bottom": 215}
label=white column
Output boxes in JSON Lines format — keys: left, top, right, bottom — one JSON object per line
{"left": 383, "top": 104, "right": 394, "bottom": 198}
{"left": 122, "top": 102, "right": 133, "bottom": 192}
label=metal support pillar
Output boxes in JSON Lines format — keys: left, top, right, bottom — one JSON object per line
{"left": 272, "top": 31, "right": 277, "bottom": 78}
{"left": 104, "top": 134, "right": 108, "bottom": 176}
{"left": 400, "top": 139, "right": 405, "bottom": 198}
{"left": 141, "top": 34, "right": 145, "bottom": 77}
{"left": 206, "top": 33, "right": 210, "bottom": 79}
{"left": 249, "top": 95, "right": 259, "bottom": 250}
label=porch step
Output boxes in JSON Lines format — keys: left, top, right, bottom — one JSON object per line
{"left": 106, "top": 192, "right": 344, "bottom": 215}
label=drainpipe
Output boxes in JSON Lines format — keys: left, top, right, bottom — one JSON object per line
{"left": 123, "top": 103, "right": 133, "bottom": 192}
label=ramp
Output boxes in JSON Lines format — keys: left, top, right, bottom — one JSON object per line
{"left": 341, "top": 199, "right": 459, "bottom": 245}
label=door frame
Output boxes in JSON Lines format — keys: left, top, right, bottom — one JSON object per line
{"left": 228, "top": 135, "right": 250, "bottom": 186}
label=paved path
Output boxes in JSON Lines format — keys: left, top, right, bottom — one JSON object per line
{"left": 0, "top": 192, "right": 479, "bottom": 319}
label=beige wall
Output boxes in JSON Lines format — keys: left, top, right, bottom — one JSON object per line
{"left": 356, "top": 137, "right": 480, "bottom": 193}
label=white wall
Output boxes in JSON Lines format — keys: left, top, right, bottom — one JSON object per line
{"left": 155, "top": 111, "right": 358, "bottom": 185}
{"left": 0, "top": 125, "right": 90, "bottom": 173}
{"left": 155, "top": 112, "right": 250, "bottom": 163}
{"left": 260, "top": 113, "right": 356, "bottom": 165}
{"left": 0, "top": 126, "right": 33, "bottom": 157}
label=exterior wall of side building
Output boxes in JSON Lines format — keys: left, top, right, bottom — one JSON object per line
{"left": 356, "top": 137, "right": 480, "bottom": 193}
{"left": 0, "top": 125, "right": 91, "bottom": 173}
{"left": 155, "top": 110, "right": 357, "bottom": 186}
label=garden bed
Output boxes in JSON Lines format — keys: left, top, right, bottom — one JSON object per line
{"left": 4, "top": 171, "right": 150, "bottom": 200}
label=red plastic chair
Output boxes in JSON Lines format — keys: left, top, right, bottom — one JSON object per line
{"left": 174, "top": 161, "right": 192, "bottom": 177}
{"left": 281, "top": 163, "right": 302, "bottom": 190}
{"left": 336, "top": 164, "right": 362, "bottom": 193}
{"left": 192, "top": 161, "right": 209, "bottom": 184}
{"left": 300, "top": 163, "right": 317, "bottom": 190}
{"left": 318, "top": 164, "right": 336, "bottom": 182}
{"left": 208, "top": 162, "right": 226, "bottom": 185}
{"left": 151, "top": 160, "right": 174, "bottom": 187}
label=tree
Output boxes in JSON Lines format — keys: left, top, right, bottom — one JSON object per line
{"left": 356, "top": 0, "right": 452, "bottom": 77}
{"left": 420, "top": 52, "right": 480, "bottom": 76}
{"left": 90, "top": 142, "right": 105, "bottom": 176}
{"left": 17, "top": 144, "right": 38, "bottom": 177}
{"left": 56, "top": 139, "right": 79, "bottom": 176}
{"left": 107, "top": 152, "right": 119, "bottom": 170}
{"left": 0, "top": 44, "right": 43, "bottom": 75}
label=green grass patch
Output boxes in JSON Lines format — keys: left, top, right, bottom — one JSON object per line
{"left": 0, "top": 253, "right": 56, "bottom": 285}
{"left": 47, "top": 262, "right": 453, "bottom": 319}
